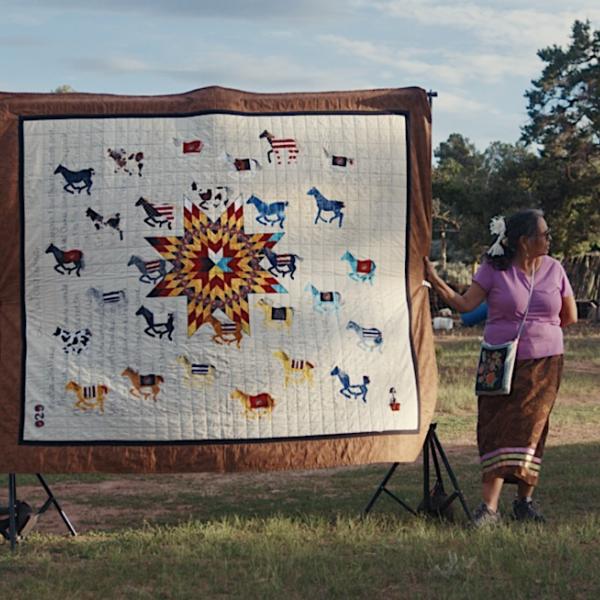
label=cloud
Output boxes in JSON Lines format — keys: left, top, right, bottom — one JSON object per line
{"left": 320, "top": 35, "right": 537, "bottom": 86}
{"left": 2, "top": 0, "right": 356, "bottom": 21}
{"left": 435, "top": 91, "right": 492, "bottom": 115}
{"left": 370, "top": 0, "right": 600, "bottom": 50}
{"left": 68, "top": 52, "right": 373, "bottom": 92}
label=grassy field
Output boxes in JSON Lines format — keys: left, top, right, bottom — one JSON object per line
{"left": 1, "top": 325, "right": 599, "bottom": 599}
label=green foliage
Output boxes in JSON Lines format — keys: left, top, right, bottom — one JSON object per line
{"left": 433, "top": 135, "right": 538, "bottom": 261}
{"left": 433, "top": 20, "right": 600, "bottom": 261}
{"left": 51, "top": 85, "right": 76, "bottom": 94}
{"left": 523, "top": 19, "right": 600, "bottom": 255}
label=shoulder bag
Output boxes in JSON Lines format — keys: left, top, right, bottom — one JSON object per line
{"left": 475, "top": 268, "right": 535, "bottom": 396}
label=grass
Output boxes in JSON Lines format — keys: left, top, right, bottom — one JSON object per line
{"left": 2, "top": 442, "right": 600, "bottom": 599}
{"left": 435, "top": 324, "right": 600, "bottom": 440}
{"left": 1, "top": 326, "right": 599, "bottom": 598}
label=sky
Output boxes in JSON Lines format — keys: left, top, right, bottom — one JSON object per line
{"left": 1, "top": 0, "right": 599, "bottom": 151}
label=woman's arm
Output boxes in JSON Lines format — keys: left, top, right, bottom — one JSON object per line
{"left": 424, "top": 257, "right": 487, "bottom": 313}
{"left": 559, "top": 296, "right": 577, "bottom": 327}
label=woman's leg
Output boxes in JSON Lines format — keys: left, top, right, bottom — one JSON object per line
{"left": 482, "top": 477, "right": 504, "bottom": 512}
{"left": 517, "top": 482, "right": 535, "bottom": 499}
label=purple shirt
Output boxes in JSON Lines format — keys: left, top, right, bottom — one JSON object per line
{"left": 473, "top": 256, "right": 573, "bottom": 359}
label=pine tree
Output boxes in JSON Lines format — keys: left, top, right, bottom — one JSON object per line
{"left": 522, "top": 20, "right": 600, "bottom": 255}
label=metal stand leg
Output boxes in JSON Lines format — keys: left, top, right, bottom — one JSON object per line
{"left": 8, "top": 474, "right": 17, "bottom": 551}
{"left": 428, "top": 427, "right": 472, "bottom": 521}
{"left": 363, "top": 423, "right": 471, "bottom": 521}
{"left": 36, "top": 474, "right": 77, "bottom": 536}
{"left": 363, "top": 462, "right": 417, "bottom": 516}
{"left": 2, "top": 474, "right": 77, "bottom": 550}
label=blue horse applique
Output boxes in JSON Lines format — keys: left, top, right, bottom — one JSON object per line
{"left": 262, "top": 247, "right": 303, "bottom": 279}
{"left": 341, "top": 251, "right": 376, "bottom": 284}
{"left": 330, "top": 366, "right": 370, "bottom": 403}
{"left": 246, "top": 195, "right": 289, "bottom": 228}
{"left": 346, "top": 320, "right": 383, "bottom": 352}
{"left": 306, "top": 187, "right": 344, "bottom": 228}
{"left": 305, "top": 283, "right": 343, "bottom": 312}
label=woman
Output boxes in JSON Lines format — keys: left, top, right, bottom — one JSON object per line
{"left": 424, "top": 209, "right": 577, "bottom": 526}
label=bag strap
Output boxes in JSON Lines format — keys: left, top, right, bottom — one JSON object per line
{"left": 516, "top": 266, "right": 536, "bottom": 339}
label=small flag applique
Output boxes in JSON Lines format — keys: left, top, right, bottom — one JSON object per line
{"left": 183, "top": 140, "right": 204, "bottom": 154}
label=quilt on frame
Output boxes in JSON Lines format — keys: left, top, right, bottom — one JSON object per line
{"left": 0, "top": 86, "right": 436, "bottom": 472}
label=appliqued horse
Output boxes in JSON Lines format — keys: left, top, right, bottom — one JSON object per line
{"left": 330, "top": 366, "right": 370, "bottom": 403}
{"left": 87, "top": 287, "right": 127, "bottom": 307}
{"left": 190, "top": 184, "right": 232, "bottom": 210}
{"left": 259, "top": 130, "right": 298, "bottom": 165}
{"left": 46, "top": 244, "right": 84, "bottom": 276}
{"left": 305, "top": 283, "right": 343, "bottom": 312}
{"left": 341, "top": 251, "right": 376, "bottom": 284}
{"left": 127, "top": 255, "right": 167, "bottom": 283}
{"left": 346, "top": 320, "right": 383, "bottom": 352}
{"left": 222, "top": 152, "right": 262, "bottom": 173}
{"left": 136, "top": 306, "right": 175, "bottom": 340}
{"left": 135, "top": 197, "right": 174, "bottom": 229}
{"left": 175, "top": 355, "right": 216, "bottom": 387}
{"left": 246, "top": 195, "right": 289, "bottom": 228}
{"left": 54, "top": 165, "right": 94, "bottom": 195}
{"left": 231, "top": 389, "right": 276, "bottom": 418}
{"left": 85, "top": 208, "right": 124, "bottom": 240}
{"left": 207, "top": 315, "right": 243, "bottom": 348}
{"left": 54, "top": 326, "right": 92, "bottom": 354}
{"left": 323, "top": 148, "right": 355, "bottom": 169}
{"left": 121, "top": 367, "right": 163, "bottom": 402}
{"left": 307, "top": 187, "right": 344, "bottom": 227}
{"left": 257, "top": 298, "right": 294, "bottom": 329}
{"left": 273, "top": 350, "right": 314, "bottom": 387}
{"left": 261, "top": 247, "right": 302, "bottom": 279}
{"left": 107, "top": 148, "right": 144, "bottom": 176}
{"left": 65, "top": 381, "right": 108, "bottom": 413}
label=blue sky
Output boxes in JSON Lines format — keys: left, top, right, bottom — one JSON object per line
{"left": 1, "top": 0, "right": 598, "bottom": 151}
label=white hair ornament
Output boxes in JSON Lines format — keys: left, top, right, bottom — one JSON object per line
{"left": 487, "top": 215, "right": 506, "bottom": 256}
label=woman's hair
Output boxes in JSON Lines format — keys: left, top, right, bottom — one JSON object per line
{"left": 484, "top": 208, "right": 544, "bottom": 270}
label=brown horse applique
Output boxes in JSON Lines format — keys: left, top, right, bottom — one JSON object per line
{"left": 121, "top": 367, "right": 163, "bottom": 402}
{"left": 207, "top": 315, "right": 243, "bottom": 348}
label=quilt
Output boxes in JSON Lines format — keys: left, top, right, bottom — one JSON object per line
{"left": 0, "top": 86, "right": 436, "bottom": 472}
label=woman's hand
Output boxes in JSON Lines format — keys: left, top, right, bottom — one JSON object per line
{"left": 423, "top": 257, "right": 437, "bottom": 283}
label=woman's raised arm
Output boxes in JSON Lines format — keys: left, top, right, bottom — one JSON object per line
{"left": 424, "top": 257, "right": 487, "bottom": 314}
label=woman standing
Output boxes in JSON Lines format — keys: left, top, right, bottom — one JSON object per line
{"left": 424, "top": 209, "right": 577, "bottom": 526}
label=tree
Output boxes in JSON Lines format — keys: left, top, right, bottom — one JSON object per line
{"left": 432, "top": 134, "right": 487, "bottom": 261}
{"left": 51, "top": 85, "right": 76, "bottom": 94}
{"left": 522, "top": 19, "right": 600, "bottom": 255}
{"left": 433, "top": 135, "right": 538, "bottom": 263}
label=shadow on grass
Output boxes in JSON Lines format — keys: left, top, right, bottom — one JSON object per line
{"left": 3, "top": 442, "right": 597, "bottom": 534}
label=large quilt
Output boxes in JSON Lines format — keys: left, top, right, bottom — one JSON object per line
{"left": 0, "top": 86, "right": 436, "bottom": 472}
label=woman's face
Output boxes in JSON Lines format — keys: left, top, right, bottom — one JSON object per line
{"left": 524, "top": 217, "right": 551, "bottom": 258}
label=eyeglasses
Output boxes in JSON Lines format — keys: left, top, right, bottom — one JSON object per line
{"left": 536, "top": 229, "right": 551, "bottom": 240}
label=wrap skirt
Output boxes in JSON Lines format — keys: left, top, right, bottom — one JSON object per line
{"left": 477, "top": 355, "right": 564, "bottom": 486}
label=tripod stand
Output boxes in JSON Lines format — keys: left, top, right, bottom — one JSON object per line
{"left": 363, "top": 423, "right": 472, "bottom": 521}
{"left": 1, "top": 474, "right": 77, "bottom": 551}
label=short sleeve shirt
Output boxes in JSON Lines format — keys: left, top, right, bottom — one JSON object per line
{"left": 473, "top": 256, "right": 574, "bottom": 359}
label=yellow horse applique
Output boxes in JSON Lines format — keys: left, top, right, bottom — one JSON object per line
{"left": 273, "top": 350, "right": 315, "bottom": 387}
{"left": 65, "top": 381, "right": 109, "bottom": 414}
{"left": 175, "top": 355, "right": 216, "bottom": 387}
{"left": 230, "top": 389, "right": 276, "bottom": 419}
{"left": 257, "top": 298, "right": 294, "bottom": 329}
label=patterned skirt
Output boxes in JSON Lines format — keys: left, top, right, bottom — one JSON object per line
{"left": 477, "top": 355, "right": 564, "bottom": 486}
